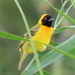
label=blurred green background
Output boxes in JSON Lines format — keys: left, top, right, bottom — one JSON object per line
{"left": 0, "top": 0, "right": 75, "bottom": 75}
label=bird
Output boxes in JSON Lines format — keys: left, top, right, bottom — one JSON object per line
{"left": 18, "top": 14, "right": 54, "bottom": 70}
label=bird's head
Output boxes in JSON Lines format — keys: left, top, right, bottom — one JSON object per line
{"left": 38, "top": 14, "right": 54, "bottom": 27}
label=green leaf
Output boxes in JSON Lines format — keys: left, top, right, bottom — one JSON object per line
{"left": 54, "top": 4, "right": 72, "bottom": 29}
{"left": 0, "top": 31, "right": 29, "bottom": 41}
{"left": 47, "top": 45, "right": 75, "bottom": 59}
{"left": 22, "top": 34, "right": 75, "bottom": 75}
{"left": 36, "top": 70, "right": 52, "bottom": 75}
{"left": 54, "top": 26, "right": 75, "bottom": 34}
{"left": 70, "top": 0, "right": 75, "bottom": 8}
{"left": 45, "top": 0, "right": 75, "bottom": 24}
{"left": 38, "top": 50, "right": 50, "bottom": 57}
{"left": 14, "top": 0, "right": 43, "bottom": 74}
{"left": 50, "top": 42, "right": 59, "bottom": 46}
{"left": 68, "top": 48, "right": 75, "bottom": 56}
{"left": 54, "top": 0, "right": 69, "bottom": 28}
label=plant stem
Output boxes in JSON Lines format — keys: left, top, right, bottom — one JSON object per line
{"left": 25, "top": 57, "right": 35, "bottom": 70}
{"left": 54, "top": 0, "right": 69, "bottom": 29}
{"left": 14, "top": 0, "right": 43, "bottom": 75}
{"left": 56, "top": 4, "right": 72, "bottom": 27}
{"left": 46, "top": 45, "right": 75, "bottom": 59}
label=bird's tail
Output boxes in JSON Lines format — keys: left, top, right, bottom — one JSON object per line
{"left": 18, "top": 50, "right": 27, "bottom": 70}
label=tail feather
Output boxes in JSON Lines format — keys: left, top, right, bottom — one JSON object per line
{"left": 18, "top": 51, "right": 27, "bottom": 70}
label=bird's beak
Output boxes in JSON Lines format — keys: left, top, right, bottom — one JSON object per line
{"left": 48, "top": 18, "right": 54, "bottom": 21}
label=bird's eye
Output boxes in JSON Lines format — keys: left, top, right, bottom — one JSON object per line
{"left": 44, "top": 17, "right": 50, "bottom": 21}
{"left": 44, "top": 17, "right": 47, "bottom": 20}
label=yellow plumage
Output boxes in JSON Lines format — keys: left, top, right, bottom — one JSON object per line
{"left": 18, "top": 14, "right": 54, "bottom": 70}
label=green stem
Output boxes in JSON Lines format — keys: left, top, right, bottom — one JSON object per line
{"left": 70, "top": 0, "right": 75, "bottom": 8}
{"left": 46, "top": 45, "right": 75, "bottom": 59}
{"left": 54, "top": 0, "right": 69, "bottom": 29}
{"left": 14, "top": 0, "right": 43, "bottom": 75}
{"left": 25, "top": 57, "right": 35, "bottom": 70}
{"left": 44, "top": 0, "right": 75, "bottom": 24}
{"left": 56, "top": 4, "right": 72, "bottom": 26}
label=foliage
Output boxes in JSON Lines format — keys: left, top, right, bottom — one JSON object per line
{"left": 0, "top": 0, "right": 75, "bottom": 75}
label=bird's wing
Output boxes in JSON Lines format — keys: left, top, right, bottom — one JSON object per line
{"left": 18, "top": 24, "right": 40, "bottom": 50}
{"left": 24, "top": 24, "right": 40, "bottom": 38}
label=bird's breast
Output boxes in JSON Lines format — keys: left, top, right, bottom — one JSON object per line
{"left": 32, "top": 25, "right": 53, "bottom": 44}
{"left": 24, "top": 26, "right": 53, "bottom": 53}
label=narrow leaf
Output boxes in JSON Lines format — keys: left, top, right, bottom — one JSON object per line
{"left": 22, "top": 34, "right": 75, "bottom": 75}
{"left": 70, "top": 0, "right": 75, "bottom": 8}
{"left": 68, "top": 48, "right": 75, "bottom": 56}
{"left": 54, "top": 0, "right": 69, "bottom": 28}
{"left": 54, "top": 26, "right": 75, "bottom": 34}
{"left": 45, "top": 0, "right": 75, "bottom": 24}
{"left": 55, "top": 4, "right": 72, "bottom": 28}
{"left": 36, "top": 70, "right": 52, "bottom": 75}
{"left": 50, "top": 42, "right": 59, "bottom": 46}
{"left": 14, "top": 0, "right": 43, "bottom": 75}
{"left": 0, "top": 31, "right": 29, "bottom": 41}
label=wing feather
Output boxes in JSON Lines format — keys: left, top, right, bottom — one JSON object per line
{"left": 18, "top": 24, "right": 40, "bottom": 50}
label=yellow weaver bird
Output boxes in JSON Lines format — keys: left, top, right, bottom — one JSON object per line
{"left": 18, "top": 14, "right": 54, "bottom": 70}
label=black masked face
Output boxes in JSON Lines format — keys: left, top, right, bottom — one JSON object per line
{"left": 42, "top": 15, "right": 54, "bottom": 27}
